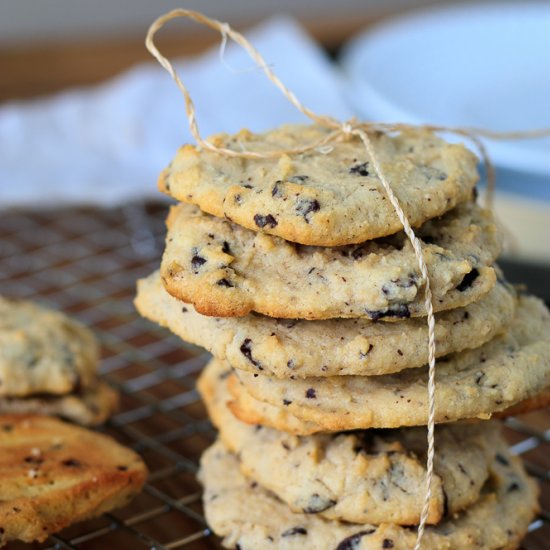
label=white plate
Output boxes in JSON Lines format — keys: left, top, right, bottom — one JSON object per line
{"left": 341, "top": 2, "right": 550, "bottom": 176}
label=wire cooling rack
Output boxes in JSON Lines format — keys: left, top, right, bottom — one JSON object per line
{"left": 0, "top": 201, "right": 549, "bottom": 550}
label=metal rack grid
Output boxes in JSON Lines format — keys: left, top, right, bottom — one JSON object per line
{"left": 0, "top": 201, "right": 549, "bottom": 550}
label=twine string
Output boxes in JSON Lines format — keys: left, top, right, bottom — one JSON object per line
{"left": 354, "top": 128, "right": 437, "bottom": 549}
{"left": 145, "top": 9, "right": 550, "bottom": 549}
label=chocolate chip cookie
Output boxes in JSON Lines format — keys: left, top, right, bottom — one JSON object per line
{"left": 160, "top": 125, "right": 478, "bottom": 246}
{"left": 0, "top": 297, "right": 98, "bottom": 397}
{"left": 137, "top": 270, "right": 515, "bottom": 377}
{"left": 0, "top": 415, "right": 147, "bottom": 546}
{"left": 198, "top": 357, "right": 502, "bottom": 526}
{"left": 235, "top": 295, "right": 550, "bottom": 429}
{"left": 199, "top": 439, "right": 538, "bottom": 550}
{"left": 161, "top": 201, "right": 500, "bottom": 319}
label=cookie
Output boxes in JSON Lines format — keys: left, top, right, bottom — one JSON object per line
{"left": 137, "top": 270, "right": 515, "bottom": 377}
{"left": 228, "top": 366, "right": 550, "bottom": 435}
{"left": 0, "top": 297, "right": 99, "bottom": 397}
{"left": 227, "top": 371, "right": 323, "bottom": 436}
{"left": 0, "top": 414, "right": 147, "bottom": 546}
{"left": 199, "top": 439, "right": 538, "bottom": 550}
{"left": 198, "top": 358, "right": 501, "bottom": 526}
{"left": 160, "top": 125, "right": 479, "bottom": 246}
{"left": 235, "top": 295, "right": 550, "bottom": 429}
{"left": 0, "top": 381, "right": 119, "bottom": 426}
{"left": 161, "top": 201, "right": 500, "bottom": 319}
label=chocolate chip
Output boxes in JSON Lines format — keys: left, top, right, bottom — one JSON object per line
{"left": 272, "top": 180, "right": 283, "bottom": 197}
{"left": 1, "top": 424, "right": 13, "bottom": 432}
{"left": 456, "top": 268, "right": 479, "bottom": 292}
{"left": 217, "top": 278, "right": 234, "bottom": 288}
{"left": 181, "top": 306, "right": 188, "bottom": 313}
{"left": 398, "top": 275, "right": 416, "bottom": 288}
{"left": 287, "top": 359, "right": 295, "bottom": 369}
{"left": 442, "top": 488, "right": 449, "bottom": 517}
{"left": 295, "top": 198, "right": 320, "bottom": 223}
{"left": 507, "top": 482, "right": 520, "bottom": 493}
{"left": 283, "top": 399, "right": 292, "bottom": 406}
{"left": 366, "top": 304, "right": 410, "bottom": 321}
{"left": 191, "top": 251, "right": 207, "bottom": 273}
{"left": 475, "top": 372, "right": 486, "bottom": 385}
{"left": 254, "top": 214, "right": 278, "bottom": 228}
{"left": 222, "top": 241, "right": 231, "bottom": 254}
{"left": 495, "top": 453, "right": 510, "bottom": 466}
{"left": 305, "top": 388, "right": 316, "bottom": 399}
{"left": 302, "top": 494, "right": 336, "bottom": 514}
{"left": 24, "top": 456, "right": 44, "bottom": 465}
{"left": 382, "top": 539, "right": 394, "bottom": 548}
{"left": 349, "top": 162, "right": 370, "bottom": 176}
{"left": 240, "top": 339, "right": 262, "bottom": 369}
{"left": 282, "top": 527, "right": 307, "bottom": 537}
{"left": 62, "top": 459, "right": 82, "bottom": 468}
{"left": 335, "top": 529, "right": 376, "bottom": 550}
{"left": 243, "top": 184, "right": 253, "bottom": 189}
{"left": 359, "top": 344, "right": 374, "bottom": 359}
{"left": 72, "top": 373, "right": 82, "bottom": 394}
{"left": 288, "top": 175, "right": 309, "bottom": 183}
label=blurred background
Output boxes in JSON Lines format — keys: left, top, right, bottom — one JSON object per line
{"left": 1, "top": 0, "right": 457, "bottom": 99}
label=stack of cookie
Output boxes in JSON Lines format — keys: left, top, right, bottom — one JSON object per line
{"left": 0, "top": 297, "right": 118, "bottom": 426}
{"left": 136, "top": 125, "right": 550, "bottom": 549}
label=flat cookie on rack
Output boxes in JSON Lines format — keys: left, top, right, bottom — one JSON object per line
{"left": 161, "top": 201, "right": 499, "bottom": 319}
{"left": 136, "top": 270, "right": 515, "bottom": 377}
{"left": 0, "top": 297, "right": 99, "bottom": 397}
{"left": 0, "top": 381, "right": 119, "bottom": 426}
{"left": 198, "top": 357, "right": 501, "bottom": 526}
{"left": 0, "top": 414, "right": 147, "bottom": 546}
{"left": 199, "top": 440, "right": 538, "bottom": 550}
{"left": 160, "top": 125, "right": 479, "bottom": 246}
{"left": 234, "top": 294, "right": 550, "bottom": 429}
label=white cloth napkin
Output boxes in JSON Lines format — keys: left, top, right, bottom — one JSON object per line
{"left": 0, "top": 16, "right": 353, "bottom": 208}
